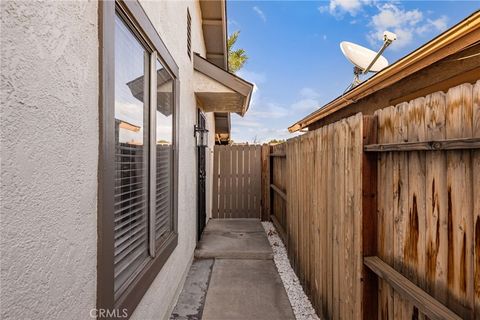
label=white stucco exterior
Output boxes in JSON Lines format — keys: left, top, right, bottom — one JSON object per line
{"left": 1, "top": 1, "right": 99, "bottom": 319}
{"left": 131, "top": 1, "right": 215, "bottom": 319}
{"left": 1, "top": 0, "right": 218, "bottom": 319}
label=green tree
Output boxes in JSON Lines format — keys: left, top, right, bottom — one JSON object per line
{"left": 268, "top": 139, "right": 285, "bottom": 145}
{"left": 227, "top": 31, "right": 248, "bottom": 73}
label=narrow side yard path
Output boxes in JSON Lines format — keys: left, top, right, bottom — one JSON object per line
{"left": 262, "top": 222, "right": 320, "bottom": 320}
{"left": 170, "top": 219, "right": 295, "bottom": 320}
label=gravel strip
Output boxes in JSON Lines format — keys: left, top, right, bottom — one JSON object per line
{"left": 262, "top": 222, "right": 321, "bottom": 320}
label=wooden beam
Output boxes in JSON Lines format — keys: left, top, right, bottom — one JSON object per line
{"left": 364, "top": 256, "right": 463, "bottom": 320}
{"left": 270, "top": 184, "right": 287, "bottom": 201}
{"left": 206, "top": 53, "right": 225, "bottom": 60}
{"left": 364, "top": 137, "right": 480, "bottom": 152}
{"left": 361, "top": 115, "right": 378, "bottom": 320}
{"left": 269, "top": 152, "right": 286, "bottom": 157}
{"left": 389, "top": 66, "right": 480, "bottom": 106}
{"left": 202, "top": 19, "right": 223, "bottom": 26}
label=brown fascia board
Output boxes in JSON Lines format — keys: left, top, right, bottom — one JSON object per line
{"left": 193, "top": 53, "right": 254, "bottom": 116}
{"left": 288, "top": 10, "right": 480, "bottom": 133}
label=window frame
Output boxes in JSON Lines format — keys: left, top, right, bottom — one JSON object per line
{"left": 187, "top": 8, "right": 192, "bottom": 59}
{"left": 98, "top": 1, "right": 180, "bottom": 317}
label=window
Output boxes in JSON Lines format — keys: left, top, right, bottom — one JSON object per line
{"left": 187, "top": 8, "right": 192, "bottom": 59}
{"left": 154, "top": 59, "right": 174, "bottom": 246}
{"left": 113, "top": 13, "right": 150, "bottom": 299}
{"left": 99, "top": 1, "right": 179, "bottom": 317}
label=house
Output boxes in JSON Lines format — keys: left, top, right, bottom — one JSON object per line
{"left": 1, "top": 1, "right": 253, "bottom": 319}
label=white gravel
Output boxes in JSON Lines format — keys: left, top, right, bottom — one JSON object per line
{"left": 262, "top": 222, "right": 321, "bottom": 320}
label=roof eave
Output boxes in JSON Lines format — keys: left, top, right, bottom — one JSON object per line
{"left": 200, "top": 0, "right": 228, "bottom": 70}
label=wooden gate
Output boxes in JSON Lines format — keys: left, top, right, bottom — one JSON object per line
{"left": 212, "top": 145, "right": 262, "bottom": 218}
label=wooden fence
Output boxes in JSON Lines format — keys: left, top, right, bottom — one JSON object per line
{"left": 372, "top": 82, "right": 480, "bottom": 319}
{"left": 211, "top": 144, "right": 262, "bottom": 218}
{"left": 268, "top": 143, "right": 287, "bottom": 238}
{"left": 285, "top": 113, "right": 364, "bottom": 319}
{"left": 268, "top": 81, "right": 480, "bottom": 319}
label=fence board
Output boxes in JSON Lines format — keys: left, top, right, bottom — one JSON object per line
{"left": 392, "top": 102, "right": 410, "bottom": 319}
{"left": 424, "top": 91, "right": 448, "bottom": 307}
{"left": 446, "top": 83, "right": 474, "bottom": 319}
{"left": 270, "top": 114, "right": 363, "bottom": 320}
{"left": 212, "top": 146, "right": 220, "bottom": 218}
{"left": 261, "top": 144, "right": 270, "bottom": 221}
{"left": 473, "top": 80, "right": 480, "bottom": 319}
{"left": 212, "top": 145, "right": 262, "bottom": 219}
{"left": 242, "top": 145, "right": 248, "bottom": 215}
{"left": 376, "top": 105, "right": 395, "bottom": 319}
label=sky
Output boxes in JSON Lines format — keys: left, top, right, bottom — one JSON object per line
{"left": 227, "top": 0, "right": 478, "bottom": 143}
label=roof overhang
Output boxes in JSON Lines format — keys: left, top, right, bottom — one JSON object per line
{"left": 213, "top": 112, "right": 231, "bottom": 144}
{"left": 199, "top": 0, "right": 228, "bottom": 69}
{"left": 194, "top": 53, "right": 254, "bottom": 116}
{"left": 199, "top": 0, "right": 233, "bottom": 143}
{"left": 289, "top": 10, "right": 480, "bottom": 132}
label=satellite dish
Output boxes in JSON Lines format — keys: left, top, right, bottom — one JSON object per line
{"left": 340, "top": 31, "right": 396, "bottom": 90}
{"left": 340, "top": 41, "right": 389, "bottom": 72}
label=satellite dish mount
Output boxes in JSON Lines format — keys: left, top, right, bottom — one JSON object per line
{"left": 342, "top": 31, "right": 397, "bottom": 91}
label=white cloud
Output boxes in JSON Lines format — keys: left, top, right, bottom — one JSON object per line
{"left": 292, "top": 88, "right": 322, "bottom": 113}
{"left": 253, "top": 6, "right": 266, "bottom": 23}
{"left": 319, "top": 0, "right": 373, "bottom": 17}
{"left": 228, "top": 19, "right": 240, "bottom": 29}
{"left": 416, "top": 16, "right": 448, "bottom": 35}
{"left": 429, "top": 16, "right": 448, "bottom": 31}
{"left": 231, "top": 84, "right": 321, "bottom": 143}
{"left": 234, "top": 120, "right": 263, "bottom": 128}
{"left": 329, "top": 0, "right": 363, "bottom": 16}
{"left": 367, "top": 4, "right": 448, "bottom": 50}
{"left": 291, "top": 99, "right": 319, "bottom": 113}
{"left": 248, "top": 102, "right": 289, "bottom": 119}
{"left": 300, "top": 87, "right": 321, "bottom": 99}
{"left": 237, "top": 69, "right": 266, "bottom": 85}
{"left": 318, "top": 1, "right": 450, "bottom": 50}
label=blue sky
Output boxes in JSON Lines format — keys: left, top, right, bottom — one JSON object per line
{"left": 227, "top": 0, "right": 478, "bottom": 143}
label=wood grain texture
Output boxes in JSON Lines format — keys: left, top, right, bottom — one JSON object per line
{"left": 368, "top": 82, "right": 477, "bottom": 319}
{"left": 446, "top": 83, "right": 474, "bottom": 319}
{"left": 362, "top": 115, "right": 378, "bottom": 320}
{"left": 211, "top": 145, "right": 262, "bottom": 218}
{"left": 278, "top": 114, "right": 363, "bottom": 320}
{"left": 365, "top": 256, "right": 463, "bottom": 320}
{"left": 407, "top": 97, "right": 427, "bottom": 320}
{"left": 364, "top": 138, "right": 480, "bottom": 151}
{"left": 262, "top": 80, "right": 478, "bottom": 320}
{"left": 424, "top": 91, "right": 448, "bottom": 307}
{"left": 376, "top": 105, "right": 395, "bottom": 319}
{"left": 473, "top": 80, "right": 480, "bottom": 319}
{"left": 261, "top": 144, "right": 270, "bottom": 221}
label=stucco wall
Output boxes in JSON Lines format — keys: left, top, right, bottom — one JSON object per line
{"left": 1, "top": 0, "right": 218, "bottom": 319}
{"left": 131, "top": 1, "right": 213, "bottom": 319}
{"left": 0, "top": 1, "right": 99, "bottom": 319}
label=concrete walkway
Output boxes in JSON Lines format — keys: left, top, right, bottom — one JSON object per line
{"left": 171, "top": 219, "right": 295, "bottom": 320}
